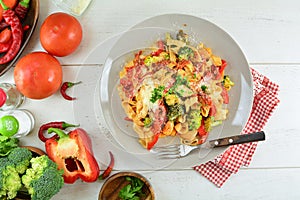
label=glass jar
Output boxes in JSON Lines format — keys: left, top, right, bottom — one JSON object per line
{"left": 52, "top": 0, "right": 93, "bottom": 16}
{"left": 0, "top": 83, "right": 25, "bottom": 111}
{"left": 0, "top": 109, "right": 35, "bottom": 138}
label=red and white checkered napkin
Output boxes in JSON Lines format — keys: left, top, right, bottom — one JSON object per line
{"left": 193, "top": 68, "right": 280, "bottom": 187}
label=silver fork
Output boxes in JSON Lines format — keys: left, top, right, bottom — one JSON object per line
{"left": 150, "top": 131, "right": 265, "bottom": 159}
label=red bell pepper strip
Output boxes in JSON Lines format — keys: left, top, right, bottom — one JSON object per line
{"left": 197, "top": 119, "right": 209, "bottom": 145}
{"left": 45, "top": 128, "right": 100, "bottom": 184}
{"left": 147, "top": 133, "right": 160, "bottom": 150}
{"left": 219, "top": 59, "right": 227, "bottom": 75}
{"left": 98, "top": 151, "right": 114, "bottom": 180}
{"left": 38, "top": 121, "right": 79, "bottom": 142}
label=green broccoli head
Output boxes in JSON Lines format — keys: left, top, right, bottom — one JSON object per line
{"left": 22, "top": 155, "right": 64, "bottom": 200}
{"left": 7, "top": 147, "right": 32, "bottom": 174}
{"left": 187, "top": 109, "right": 202, "bottom": 131}
{"left": 178, "top": 46, "right": 194, "bottom": 60}
{"left": 0, "top": 157, "right": 22, "bottom": 200}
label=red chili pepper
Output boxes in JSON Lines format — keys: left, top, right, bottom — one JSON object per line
{"left": 60, "top": 81, "right": 82, "bottom": 101}
{"left": 23, "top": 24, "right": 30, "bottom": 31}
{"left": 0, "top": 0, "right": 30, "bottom": 32}
{"left": 46, "top": 128, "right": 100, "bottom": 184}
{"left": 0, "top": 1, "right": 23, "bottom": 64}
{"left": 98, "top": 151, "right": 114, "bottom": 180}
{"left": 14, "top": 0, "right": 30, "bottom": 20}
{"left": 38, "top": 121, "right": 79, "bottom": 142}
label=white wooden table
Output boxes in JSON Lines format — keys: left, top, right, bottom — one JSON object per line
{"left": 1, "top": 0, "right": 300, "bottom": 199}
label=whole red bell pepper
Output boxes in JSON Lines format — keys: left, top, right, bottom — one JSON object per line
{"left": 45, "top": 127, "right": 100, "bottom": 184}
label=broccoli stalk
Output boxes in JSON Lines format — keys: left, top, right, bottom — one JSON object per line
{"left": 22, "top": 155, "right": 64, "bottom": 200}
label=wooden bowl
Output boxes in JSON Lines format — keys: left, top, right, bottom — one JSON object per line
{"left": 99, "top": 171, "right": 155, "bottom": 200}
{"left": 22, "top": 145, "right": 46, "bottom": 156}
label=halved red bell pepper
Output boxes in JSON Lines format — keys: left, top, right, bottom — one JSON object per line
{"left": 45, "top": 128, "right": 100, "bottom": 184}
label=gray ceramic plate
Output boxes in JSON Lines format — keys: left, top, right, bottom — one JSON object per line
{"left": 74, "top": 14, "right": 253, "bottom": 169}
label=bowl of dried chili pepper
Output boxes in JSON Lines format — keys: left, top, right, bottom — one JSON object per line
{"left": 0, "top": 0, "right": 39, "bottom": 76}
{"left": 99, "top": 171, "right": 155, "bottom": 200}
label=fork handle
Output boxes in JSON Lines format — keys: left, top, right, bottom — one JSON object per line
{"left": 208, "top": 131, "right": 265, "bottom": 148}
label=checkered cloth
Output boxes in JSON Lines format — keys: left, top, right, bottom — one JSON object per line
{"left": 193, "top": 68, "right": 280, "bottom": 187}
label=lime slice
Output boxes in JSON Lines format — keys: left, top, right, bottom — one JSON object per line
{"left": 0, "top": 115, "right": 19, "bottom": 137}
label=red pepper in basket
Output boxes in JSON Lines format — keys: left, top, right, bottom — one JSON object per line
{"left": 38, "top": 121, "right": 79, "bottom": 142}
{"left": 0, "top": 0, "right": 23, "bottom": 64}
{"left": 0, "top": 39, "right": 12, "bottom": 53}
{"left": 60, "top": 81, "right": 82, "bottom": 101}
{"left": 14, "top": 0, "right": 30, "bottom": 20}
{"left": 98, "top": 151, "right": 114, "bottom": 180}
{"left": 45, "top": 127, "right": 100, "bottom": 184}
{"left": 0, "top": 28, "right": 12, "bottom": 43}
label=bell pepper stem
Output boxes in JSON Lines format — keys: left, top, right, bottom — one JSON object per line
{"left": 68, "top": 81, "right": 82, "bottom": 88}
{"left": 47, "top": 127, "right": 69, "bottom": 139}
{"left": 20, "top": 0, "right": 30, "bottom": 8}
{"left": 62, "top": 122, "right": 80, "bottom": 129}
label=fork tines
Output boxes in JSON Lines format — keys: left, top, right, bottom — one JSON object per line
{"left": 150, "top": 145, "right": 181, "bottom": 159}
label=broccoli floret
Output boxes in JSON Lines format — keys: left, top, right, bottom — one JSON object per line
{"left": 0, "top": 157, "right": 22, "bottom": 200}
{"left": 143, "top": 117, "right": 152, "bottom": 128}
{"left": 167, "top": 103, "right": 184, "bottom": 121}
{"left": 7, "top": 147, "right": 32, "bottom": 174}
{"left": 0, "top": 135, "right": 19, "bottom": 156}
{"left": 150, "top": 85, "right": 165, "bottom": 103}
{"left": 178, "top": 46, "right": 194, "bottom": 60}
{"left": 144, "top": 56, "right": 154, "bottom": 66}
{"left": 22, "top": 155, "right": 64, "bottom": 200}
{"left": 187, "top": 110, "right": 202, "bottom": 131}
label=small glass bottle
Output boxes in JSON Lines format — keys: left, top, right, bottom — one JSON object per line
{"left": 52, "top": 0, "right": 93, "bottom": 16}
{"left": 0, "top": 109, "right": 35, "bottom": 138}
{"left": 0, "top": 83, "right": 25, "bottom": 111}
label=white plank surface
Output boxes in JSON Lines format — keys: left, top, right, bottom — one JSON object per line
{"left": 1, "top": 0, "right": 299, "bottom": 199}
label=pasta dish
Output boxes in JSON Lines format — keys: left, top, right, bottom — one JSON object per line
{"left": 117, "top": 30, "right": 234, "bottom": 150}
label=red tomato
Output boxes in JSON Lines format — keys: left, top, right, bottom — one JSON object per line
{"left": 40, "top": 12, "right": 83, "bottom": 57}
{"left": 0, "top": 0, "right": 18, "bottom": 22}
{"left": 14, "top": 52, "right": 63, "bottom": 99}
